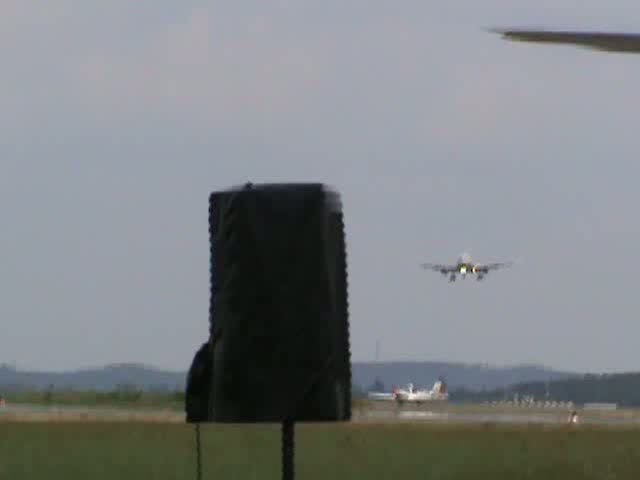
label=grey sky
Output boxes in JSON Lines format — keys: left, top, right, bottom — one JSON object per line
{"left": 2, "top": 1, "right": 640, "bottom": 373}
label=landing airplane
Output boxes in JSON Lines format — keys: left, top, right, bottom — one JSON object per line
{"left": 421, "top": 252, "right": 512, "bottom": 282}
{"left": 492, "top": 28, "right": 640, "bottom": 55}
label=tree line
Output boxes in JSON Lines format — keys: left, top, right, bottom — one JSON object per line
{"left": 450, "top": 372, "right": 640, "bottom": 406}
{"left": 1, "top": 384, "right": 185, "bottom": 410}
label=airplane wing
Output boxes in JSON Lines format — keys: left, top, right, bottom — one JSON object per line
{"left": 492, "top": 29, "right": 640, "bottom": 54}
{"left": 421, "top": 263, "right": 455, "bottom": 273}
{"left": 368, "top": 392, "right": 395, "bottom": 401}
{"left": 475, "top": 261, "right": 513, "bottom": 272}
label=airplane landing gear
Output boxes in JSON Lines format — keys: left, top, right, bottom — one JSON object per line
{"left": 449, "top": 274, "right": 456, "bottom": 282}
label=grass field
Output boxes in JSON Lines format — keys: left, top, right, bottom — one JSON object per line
{"left": 1, "top": 421, "right": 640, "bottom": 479}
{"left": 2, "top": 389, "right": 185, "bottom": 411}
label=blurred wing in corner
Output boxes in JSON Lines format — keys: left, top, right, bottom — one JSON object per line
{"left": 493, "top": 29, "right": 640, "bottom": 54}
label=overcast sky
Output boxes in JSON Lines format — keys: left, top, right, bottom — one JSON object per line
{"left": 3, "top": 1, "right": 640, "bottom": 373}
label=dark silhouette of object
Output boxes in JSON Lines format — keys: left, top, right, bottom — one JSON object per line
{"left": 186, "top": 182, "right": 351, "bottom": 480}
{"left": 185, "top": 341, "right": 212, "bottom": 423}
{"left": 207, "top": 182, "right": 351, "bottom": 423}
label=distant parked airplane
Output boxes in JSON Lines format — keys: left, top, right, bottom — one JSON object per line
{"left": 368, "top": 379, "right": 449, "bottom": 405}
{"left": 421, "top": 252, "right": 512, "bottom": 282}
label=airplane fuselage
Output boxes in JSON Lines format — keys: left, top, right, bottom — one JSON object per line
{"left": 368, "top": 381, "right": 449, "bottom": 405}
{"left": 447, "top": 260, "right": 486, "bottom": 281}
{"left": 456, "top": 262, "right": 474, "bottom": 275}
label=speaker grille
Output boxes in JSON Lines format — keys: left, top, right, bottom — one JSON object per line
{"left": 208, "top": 183, "right": 351, "bottom": 423}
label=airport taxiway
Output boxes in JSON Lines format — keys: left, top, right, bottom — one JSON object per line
{"left": 2, "top": 403, "right": 640, "bottom": 426}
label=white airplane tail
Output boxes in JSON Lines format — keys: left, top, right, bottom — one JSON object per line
{"left": 433, "top": 379, "right": 447, "bottom": 394}
{"left": 430, "top": 378, "right": 449, "bottom": 400}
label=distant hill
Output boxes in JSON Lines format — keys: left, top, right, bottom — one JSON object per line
{"left": 0, "top": 361, "right": 578, "bottom": 393}
{"left": 351, "top": 361, "right": 579, "bottom": 393}
{"left": 0, "top": 363, "right": 185, "bottom": 392}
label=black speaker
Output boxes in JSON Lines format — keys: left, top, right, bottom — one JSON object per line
{"left": 185, "top": 341, "right": 211, "bottom": 423}
{"left": 204, "top": 182, "right": 351, "bottom": 423}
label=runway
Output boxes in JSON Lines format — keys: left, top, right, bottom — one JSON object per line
{"left": 353, "top": 408, "right": 640, "bottom": 426}
{"left": 0, "top": 403, "right": 184, "bottom": 422}
{"left": 2, "top": 403, "right": 639, "bottom": 426}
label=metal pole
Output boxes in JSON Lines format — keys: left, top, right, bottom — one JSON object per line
{"left": 282, "top": 419, "right": 295, "bottom": 480}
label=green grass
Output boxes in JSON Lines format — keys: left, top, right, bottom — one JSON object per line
{"left": 1, "top": 422, "right": 640, "bottom": 479}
